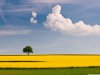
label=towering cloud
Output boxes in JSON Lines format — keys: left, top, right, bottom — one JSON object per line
{"left": 30, "top": 11, "right": 37, "bottom": 24}
{"left": 44, "top": 5, "right": 100, "bottom": 36}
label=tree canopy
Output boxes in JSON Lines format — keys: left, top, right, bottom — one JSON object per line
{"left": 23, "top": 46, "right": 33, "bottom": 55}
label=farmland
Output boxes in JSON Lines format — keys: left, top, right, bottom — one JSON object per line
{"left": 0, "top": 68, "right": 100, "bottom": 75}
{"left": 0, "top": 54, "right": 100, "bottom": 68}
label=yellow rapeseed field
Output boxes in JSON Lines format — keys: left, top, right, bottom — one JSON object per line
{"left": 0, "top": 54, "right": 100, "bottom": 68}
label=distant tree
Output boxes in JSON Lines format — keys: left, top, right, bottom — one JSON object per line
{"left": 23, "top": 46, "right": 33, "bottom": 55}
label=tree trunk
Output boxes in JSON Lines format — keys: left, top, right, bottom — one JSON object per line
{"left": 27, "top": 52, "right": 30, "bottom": 55}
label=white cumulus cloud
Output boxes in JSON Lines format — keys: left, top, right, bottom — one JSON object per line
{"left": 44, "top": 5, "right": 100, "bottom": 36}
{"left": 30, "top": 11, "right": 37, "bottom": 24}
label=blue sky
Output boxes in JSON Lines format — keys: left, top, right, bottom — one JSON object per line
{"left": 0, "top": 0, "right": 100, "bottom": 54}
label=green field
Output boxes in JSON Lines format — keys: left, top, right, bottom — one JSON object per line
{"left": 0, "top": 68, "right": 100, "bottom": 75}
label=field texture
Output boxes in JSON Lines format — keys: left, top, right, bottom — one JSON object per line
{"left": 0, "top": 68, "right": 100, "bottom": 75}
{"left": 0, "top": 54, "right": 100, "bottom": 68}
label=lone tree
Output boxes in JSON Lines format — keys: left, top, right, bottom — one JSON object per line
{"left": 23, "top": 46, "right": 33, "bottom": 55}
